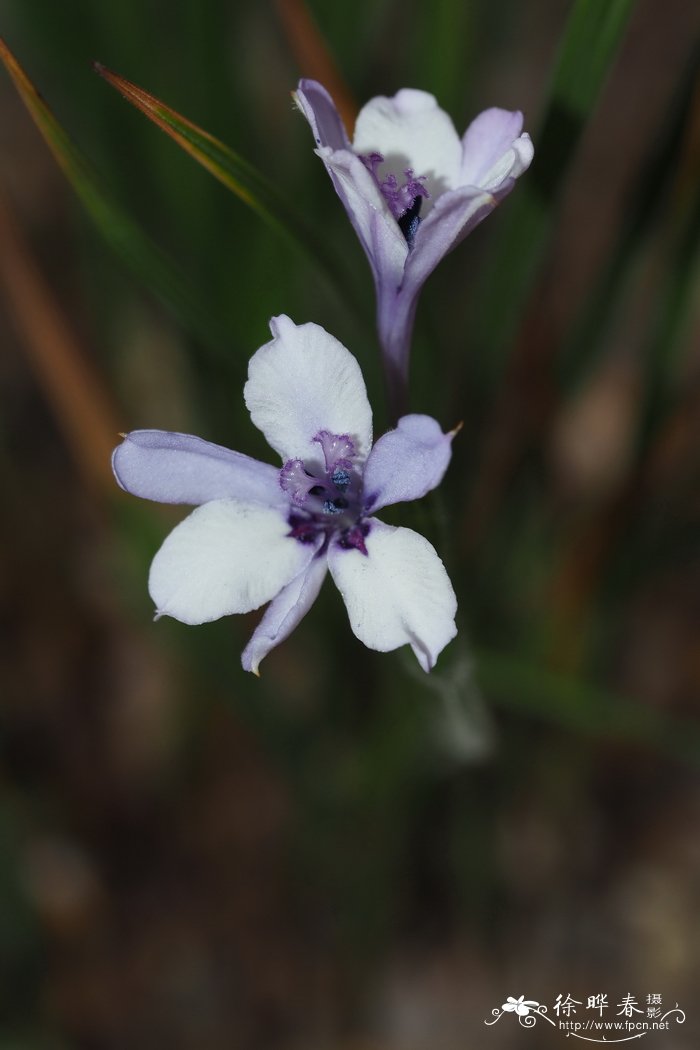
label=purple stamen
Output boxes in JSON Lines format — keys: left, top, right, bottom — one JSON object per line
{"left": 281, "top": 432, "right": 369, "bottom": 549}
{"left": 361, "top": 152, "right": 384, "bottom": 179}
{"left": 360, "top": 151, "right": 429, "bottom": 229}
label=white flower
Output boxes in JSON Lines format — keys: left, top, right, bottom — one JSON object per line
{"left": 113, "top": 316, "right": 458, "bottom": 674}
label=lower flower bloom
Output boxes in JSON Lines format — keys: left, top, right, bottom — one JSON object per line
{"left": 112, "top": 316, "right": 458, "bottom": 674}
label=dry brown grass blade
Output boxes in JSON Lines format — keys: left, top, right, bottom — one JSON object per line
{"left": 0, "top": 190, "right": 120, "bottom": 495}
{"left": 275, "top": 0, "right": 358, "bottom": 131}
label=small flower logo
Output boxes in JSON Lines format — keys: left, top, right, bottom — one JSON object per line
{"left": 501, "top": 995, "right": 540, "bottom": 1016}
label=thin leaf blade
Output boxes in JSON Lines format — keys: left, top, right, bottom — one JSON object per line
{"left": 0, "top": 36, "right": 230, "bottom": 359}
{"left": 93, "top": 62, "right": 354, "bottom": 298}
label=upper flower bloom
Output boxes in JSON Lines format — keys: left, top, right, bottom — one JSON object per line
{"left": 294, "top": 80, "right": 534, "bottom": 416}
{"left": 112, "top": 316, "right": 458, "bottom": 674}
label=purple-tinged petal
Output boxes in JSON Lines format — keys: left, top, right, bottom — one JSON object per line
{"left": 241, "top": 552, "right": 328, "bottom": 675}
{"left": 353, "top": 89, "right": 462, "bottom": 203}
{"left": 318, "top": 148, "right": 407, "bottom": 292}
{"left": 377, "top": 186, "right": 497, "bottom": 390}
{"left": 461, "top": 108, "right": 533, "bottom": 188}
{"left": 363, "top": 414, "right": 456, "bottom": 513}
{"left": 294, "top": 79, "right": 352, "bottom": 151}
{"left": 295, "top": 82, "right": 406, "bottom": 291}
{"left": 244, "top": 315, "right": 373, "bottom": 465}
{"left": 149, "top": 499, "right": 320, "bottom": 625}
{"left": 328, "top": 518, "right": 457, "bottom": 672}
{"left": 112, "top": 430, "right": 285, "bottom": 508}
{"left": 407, "top": 184, "right": 499, "bottom": 287}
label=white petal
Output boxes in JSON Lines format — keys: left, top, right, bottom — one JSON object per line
{"left": 328, "top": 519, "right": 457, "bottom": 671}
{"left": 241, "top": 553, "right": 328, "bottom": 674}
{"left": 149, "top": 499, "right": 317, "bottom": 624}
{"left": 353, "top": 89, "right": 463, "bottom": 205}
{"left": 244, "top": 315, "right": 373, "bottom": 465}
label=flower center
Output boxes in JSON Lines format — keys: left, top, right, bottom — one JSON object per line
{"left": 360, "top": 152, "right": 429, "bottom": 247}
{"left": 280, "top": 431, "right": 369, "bottom": 553}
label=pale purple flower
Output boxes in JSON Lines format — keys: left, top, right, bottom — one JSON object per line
{"left": 113, "top": 315, "right": 458, "bottom": 674}
{"left": 294, "top": 80, "right": 534, "bottom": 416}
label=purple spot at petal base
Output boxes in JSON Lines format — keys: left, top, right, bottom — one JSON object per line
{"left": 288, "top": 514, "right": 320, "bottom": 544}
{"left": 338, "top": 521, "right": 370, "bottom": 556}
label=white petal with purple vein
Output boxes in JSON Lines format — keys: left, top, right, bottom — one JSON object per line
{"left": 149, "top": 500, "right": 316, "bottom": 624}
{"left": 328, "top": 519, "right": 457, "bottom": 671}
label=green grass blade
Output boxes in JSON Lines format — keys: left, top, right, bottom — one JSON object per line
{"left": 93, "top": 63, "right": 356, "bottom": 307}
{"left": 0, "top": 36, "right": 231, "bottom": 359}
{"left": 470, "top": 0, "right": 640, "bottom": 389}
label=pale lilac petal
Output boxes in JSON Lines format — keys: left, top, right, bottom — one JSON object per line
{"left": 363, "top": 415, "right": 455, "bottom": 512}
{"left": 149, "top": 499, "right": 318, "bottom": 624}
{"left": 241, "top": 552, "right": 328, "bottom": 674}
{"left": 320, "top": 148, "right": 407, "bottom": 292}
{"left": 112, "top": 430, "right": 285, "bottom": 508}
{"left": 407, "top": 184, "right": 499, "bottom": 287}
{"left": 294, "top": 79, "right": 351, "bottom": 151}
{"left": 244, "top": 315, "right": 373, "bottom": 465}
{"left": 378, "top": 186, "right": 497, "bottom": 385}
{"left": 461, "top": 108, "right": 533, "bottom": 188}
{"left": 353, "top": 89, "right": 462, "bottom": 202}
{"left": 328, "top": 519, "right": 457, "bottom": 671}
{"left": 295, "top": 81, "right": 406, "bottom": 290}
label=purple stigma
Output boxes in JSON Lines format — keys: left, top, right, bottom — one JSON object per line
{"left": 360, "top": 151, "right": 429, "bottom": 228}
{"left": 281, "top": 432, "right": 367, "bottom": 549}
{"left": 280, "top": 459, "right": 322, "bottom": 505}
{"left": 313, "top": 431, "right": 356, "bottom": 473}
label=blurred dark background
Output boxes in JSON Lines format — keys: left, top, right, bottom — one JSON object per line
{"left": 1, "top": 0, "right": 700, "bottom": 1046}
